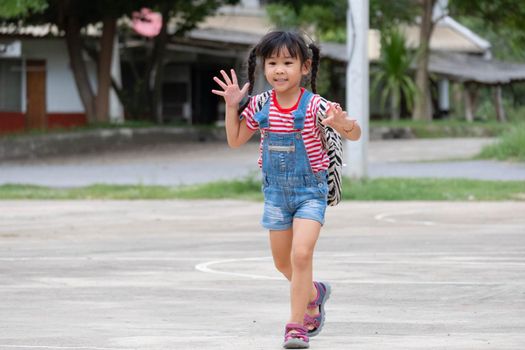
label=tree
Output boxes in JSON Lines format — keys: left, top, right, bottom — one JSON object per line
{"left": 0, "top": 0, "right": 47, "bottom": 18}
{"left": 370, "top": 0, "right": 418, "bottom": 30}
{"left": 265, "top": 0, "right": 417, "bottom": 42}
{"left": 411, "top": 0, "right": 437, "bottom": 121}
{"left": 3, "top": 0, "right": 239, "bottom": 124}
{"left": 450, "top": 1, "right": 525, "bottom": 60}
{"left": 371, "top": 28, "right": 417, "bottom": 120}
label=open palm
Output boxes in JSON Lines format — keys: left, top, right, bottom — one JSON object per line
{"left": 322, "top": 103, "right": 347, "bottom": 128}
{"left": 211, "top": 69, "right": 250, "bottom": 108}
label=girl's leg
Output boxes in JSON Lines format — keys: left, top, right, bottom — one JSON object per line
{"left": 269, "top": 229, "right": 293, "bottom": 280}
{"left": 269, "top": 229, "right": 319, "bottom": 303}
{"left": 288, "top": 218, "right": 321, "bottom": 324}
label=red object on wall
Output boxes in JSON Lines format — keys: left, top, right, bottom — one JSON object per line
{"left": 47, "top": 113, "right": 87, "bottom": 129}
{"left": 0, "top": 112, "right": 87, "bottom": 134}
{"left": 0, "top": 112, "right": 25, "bottom": 134}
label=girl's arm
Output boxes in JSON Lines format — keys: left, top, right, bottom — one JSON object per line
{"left": 212, "top": 69, "right": 255, "bottom": 148}
{"left": 224, "top": 105, "right": 255, "bottom": 148}
{"left": 321, "top": 103, "right": 361, "bottom": 141}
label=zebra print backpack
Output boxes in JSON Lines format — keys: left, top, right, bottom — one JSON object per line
{"left": 252, "top": 90, "right": 343, "bottom": 206}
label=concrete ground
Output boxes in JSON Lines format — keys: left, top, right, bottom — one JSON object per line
{"left": 1, "top": 200, "right": 524, "bottom": 350}
{"left": 2, "top": 137, "right": 525, "bottom": 187}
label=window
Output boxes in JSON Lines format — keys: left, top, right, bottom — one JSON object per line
{"left": 0, "top": 59, "right": 22, "bottom": 112}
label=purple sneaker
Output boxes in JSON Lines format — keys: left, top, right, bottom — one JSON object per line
{"left": 283, "top": 323, "right": 309, "bottom": 349}
{"left": 303, "top": 281, "right": 331, "bottom": 337}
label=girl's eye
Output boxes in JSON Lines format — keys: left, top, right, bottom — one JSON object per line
{"left": 285, "top": 62, "right": 293, "bottom": 65}
{"left": 268, "top": 62, "right": 276, "bottom": 66}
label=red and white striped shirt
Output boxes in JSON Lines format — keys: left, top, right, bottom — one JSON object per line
{"left": 241, "top": 88, "right": 330, "bottom": 173}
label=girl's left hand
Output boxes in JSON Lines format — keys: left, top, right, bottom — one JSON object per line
{"left": 322, "top": 103, "right": 355, "bottom": 130}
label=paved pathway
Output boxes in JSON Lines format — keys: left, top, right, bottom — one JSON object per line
{"left": 1, "top": 138, "right": 524, "bottom": 186}
{"left": 1, "top": 200, "right": 524, "bottom": 349}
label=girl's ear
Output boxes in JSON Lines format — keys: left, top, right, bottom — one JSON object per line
{"left": 302, "top": 59, "right": 312, "bottom": 75}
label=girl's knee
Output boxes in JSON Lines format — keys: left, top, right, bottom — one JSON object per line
{"left": 274, "top": 259, "right": 291, "bottom": 274}
{"left": 291, "top": 248, "right": 313, "bottom": 269}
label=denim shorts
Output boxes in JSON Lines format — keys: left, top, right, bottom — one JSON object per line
{"left": 261, "top": 171, "right": 328, "bottom": 230}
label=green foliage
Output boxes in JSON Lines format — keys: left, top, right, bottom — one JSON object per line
{"left": 477, "top": 123, "right": 525, "bottom": 161}
{"left": 370, "top": 0, "right": 417, "bottom": 30}
{"left": 2, "top": 177, "right": 525, "bottom": 201}
{"left": 450, "top": 1, "right": 525, "bottom": 59}
{"left": 266, "top": 0, "right": 417, "bottom": 42}
{"left": 370, "top": 119, "right": 512, "bottom": 138}
{"left": 450, "top": 1, "right": 525, "bottom": 34}
{"left": 266, "top": 2, "right": 346, "bottom": 42}
{"left": 342, "top": 177, "right": 525, "bottom": 201}
{"left": 455, "top": 16, "right": 525, "bottom": 61}
{"left": 371, "top": 28, "right": 417, "bottom": 119}
{"left": 0, "top": 0, "right": 47, "bottom": 19}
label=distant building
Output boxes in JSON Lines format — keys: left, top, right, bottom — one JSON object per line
{"left": 1, "top": 0, "right": 524, "bottom": 134}
{"left": 0, "top": 26, "right": 122, "bottom": 134}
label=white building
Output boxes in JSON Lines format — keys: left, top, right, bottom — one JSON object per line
{"left": 0, "top": 26, "right": 122, "bottom": 134}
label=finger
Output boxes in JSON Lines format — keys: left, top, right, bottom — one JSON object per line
{"left": 240, "top": 82, "right": 250, "bottom": 96}
{"left": 322, "top": 116, "right": 334, "bottom": 125}
{"left": 332, "top": 103, "right": 342, "bottom": 113}
{"left": 213, "top": 76, "right": 228, "bottom": 90}
{"left": 231, "top": 69, "right": 238, "bottom": 85}
{"left": 211, "top": 89, "right": 226, "bottom": 96}
{"left": 220, "top": 70, "right": 232, "bottom": 85}
{"left": 326, "top": 104, "right": 335, "bottom": 117}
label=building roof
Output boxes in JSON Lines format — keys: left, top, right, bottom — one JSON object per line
{"left": 401, "top": 17, "right": 491, "bottom": 55}
{"left": 199, "top": 12, "right": 490, "bottom": 56}
{"left": 428, "top": 51, "right": 525, "bottom": 85}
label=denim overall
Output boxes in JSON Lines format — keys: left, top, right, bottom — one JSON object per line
{"left": 254, "top": 90, "right": 328, "bottom": 230}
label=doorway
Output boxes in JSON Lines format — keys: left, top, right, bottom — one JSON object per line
{"left": 26, "top": 59, "right": 46, "bottom": 129}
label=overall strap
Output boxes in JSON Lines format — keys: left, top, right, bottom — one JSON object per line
{"left": 252, "top": 92, "right": 272, "bottom": 129}
{"left": 253, "top": 90, "right": 313, "bottom": 130}
{"left": 292, "top": 90, "right": 313, "bottom": 130}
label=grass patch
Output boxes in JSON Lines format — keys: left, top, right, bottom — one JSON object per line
{"left": 0, "top": 121, "right": 222, "bottom": 140}
{"left": 477, "top": 123, "right": 525, "bottom": 162}
{"left": 1, "top": 177, "right": 524, "bottom": 201}
{"left": 342, "top": 177, "right": 525, "bottom": 201}
{"left": 371, "top": 119, "right": 511, "bottom": 138}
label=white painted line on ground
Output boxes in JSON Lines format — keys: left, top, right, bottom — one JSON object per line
{"left": 195, "top": 256, "right": 284, "bottom": 280}
{"left": 0, "top": 257, "right": 206, "bottom": 261}
{"left": 0, "top": 346, "right": 121, "bottom": 350}
{"left": 194, "top": 255, "right": 525, "bottom": 285}
{"left": 374, "top": 210, "right": 435, "bottom": 226}
{"left": 373, "top": 210, "right": 525, "bottom": 228}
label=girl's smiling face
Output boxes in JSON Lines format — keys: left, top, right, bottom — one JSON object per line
{"left": 264, "top": 47, "right": 311, "bottom": 94}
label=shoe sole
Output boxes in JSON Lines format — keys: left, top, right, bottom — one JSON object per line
{"left": 307, "top": 281, "right": 331, "bottom": 337}
{"left": 283, "top": 338, "right": 310, "bottom": 349}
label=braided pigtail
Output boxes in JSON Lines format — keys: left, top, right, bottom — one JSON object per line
{"left": 309, "top": 43, "right": 320, "bottom": 94}
{"left": 238, "top": 47, "right": 258, "bottom": 115}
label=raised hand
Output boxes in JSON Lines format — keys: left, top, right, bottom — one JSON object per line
{"left": 322, "top": 103, "right": 354, "bottom": 130}
{"left": 211, "top": 69, "right": 250, "bottom": 108}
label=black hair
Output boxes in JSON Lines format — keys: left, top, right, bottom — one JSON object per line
{"left": 239, "top": 31, "right": 321, "bottom": 114}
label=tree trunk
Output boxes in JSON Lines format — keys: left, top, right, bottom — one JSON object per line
{"left": 150, "top": 8, "right": 169, "bottom": 124}
{"left": 493, "top": 85, "right": 507, "bottom": 123}
{"left": 412, "top": 0, "right": 436, "bottom": 121}
{"left": 463, "top": 83, "right": 478, "bottom": 122}
{"left": 391, "top": 88, "right": 400, "bottom": 121}
{"left": 64, "top": 14, "right": 96, "bottom": 122}
{"left": 95, "top": 17, "right": 116, "bottom": 123}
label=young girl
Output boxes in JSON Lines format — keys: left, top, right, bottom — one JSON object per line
{"left": 212, "top": 31, "right": 361, "bottom": 349}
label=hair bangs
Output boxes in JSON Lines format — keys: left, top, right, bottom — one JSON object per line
{"left": 257, "top": 31, "right": 307, "bottom": 62}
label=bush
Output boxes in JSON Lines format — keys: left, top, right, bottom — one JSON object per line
{"left": 478, "top": 123, "right": 525, "bottom": 161}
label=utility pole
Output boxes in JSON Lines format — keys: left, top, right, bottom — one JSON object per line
{"left": 346, "top": 0, "right": 369, "bottom": 179}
